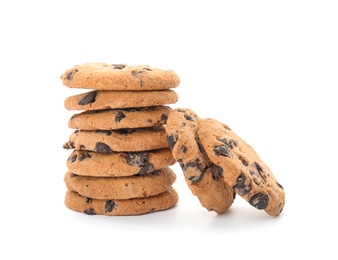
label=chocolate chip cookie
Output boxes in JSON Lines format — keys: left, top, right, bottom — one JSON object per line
{"left": 64, "top": 167, "right": 176, "bottom": 200}
{"left": 64, "top": 187, "right": 179, "bottom": 216}
{"left": 61, "top": 63, "right": 180, "bottom": 91}
{"left": 68, "top": 106, "right": 172, "bottom": 130}
{"left": 165, "top": 108, "right": 235, "bottom": 213}
{"left": 63, "top": 126, "right": 168, "bottom": 152}
{"left": 197, "top": 118, "right": 285, "bottom": 216}
{"left": 66, "top": 148, "right": 175, "bottom": 177}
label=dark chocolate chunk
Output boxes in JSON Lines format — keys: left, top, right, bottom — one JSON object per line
{"left": 183, "top": 161, "right": 204, "bottom": 183}
{"left": 184, "top": 114, "right": 194, "bottom": 122}
{"left": 249, "top": 192, "right": 269, "bottom": 210}
{"left": 95, "top": 142, "right": 113, "bottom": 153}
{"left": 78, "top": 152, "right": 91, "bottom": 162}
{"left": 115, "top": 129, "right": 135, "bottom": 135}
{"left": 213, "top": 164, "right": 224, "bottom": 178}
{"left": 115, "top": 111, "right": 126, "bottom": 123}
{"left": 254, "top": 162, "right": 263, "bottom": 173}
{"left": 63, "top": 141, "right": 74, "bottom": 150}
{"left": 78, "top": 91, "right": 97, "bottom": 106}
{"left": 105, "top": 200, "right": 116, "bottom": 213}
{"left": 229, "top": 139, "right": 238, "bottom": 148}
{"left": 137, "top": 164, "right": 155, "bottom": 175}
{"left": 250, "top": 170, "right": 265, "bottom": 184}
{"left": 125, "top": 152, "right": 148, "bottom": 166}
{"left": 213, "top": 145, "right": 231, "bottom": 157}
{"left": 84, "top": 208, "right": 96, "bottom": 215}
{"left": 166, "top": 134, "right": 178, "bottom": 149}
{"left": 85, "top": 197, "right": 93, "bottom": 203}
{"left": 95, "top": 130, "right": 112, "bottom": 136}
{"left": 111, "top": 64, "right": 126, "bottom": 69}
{"left": 66, "top": 69, "right": 78, "bottom": 81}
{"left": 68, "top": 154, "right": 77, "bottom": 163}
{"left": 181, "top": 145, "right": 188, "bottom": 153}
{"left": 233, "top": 173, "right": 252, "bottom": 195}
{"left": 161, "top": 114, "right": 168, "bottom": 121}
{"left": 277, "top": 182, "right": 284, "bottom": 190}
{"left": 239, "top": 156, "right": 248, "bottom": 166}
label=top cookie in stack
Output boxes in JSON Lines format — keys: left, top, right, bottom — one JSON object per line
{"left": 61, "top": 62, "right": 180, "bottom": 216}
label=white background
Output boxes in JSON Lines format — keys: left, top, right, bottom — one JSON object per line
{"left": 1, "top": 0, "right": 337, "bottom": 259}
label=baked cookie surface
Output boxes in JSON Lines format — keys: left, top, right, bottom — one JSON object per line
{"left": 64, "top": 187, "right": 179, "bottom": 216}
{"left": 63, "top": 126, "right": 168, "bottom": 152}
{"left": 197, "top": 118, "right": 285, "bottom": 216}
{"left": 66, "top": 148, "right": 175, "bottom": 177}
{"left": 64, "top": 167, "right": 176, "bottom": 200}
{"left": 165, "top": 108, "right": 235, "bottom": 213}
{"left": 61, "top": 63, "right": 180, "bottom": 91}
{"left": 64, "top": 90, "right": 178, "bottom": 111}
{"left": 68, "top": 106, "right": 172, "bottom": 130}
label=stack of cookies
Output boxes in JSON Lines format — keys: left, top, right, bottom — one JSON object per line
{"left": 61, "top": 63, "right": 180, "bottom": 216}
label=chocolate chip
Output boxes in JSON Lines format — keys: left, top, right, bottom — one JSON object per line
{"left": 78, "top": 152, "right": 91, "bottom": 161}
{"left": 147, "top": 119, "right": 152, "bottom": 123}
{"left": 254, "top": 162, "right": 263, "bottom": 173}
{"left": 68, "top": 154, "right": 77, "bottom": 163}
{"left": 229, "top": 139, "right": 238, "bottom": 148}
{"left": 125, "top": 152, "right": 148, "bottom": 166}
{"left": 115, "top": 111, "right": 126, "bottom": 123}
{"left": 249, "top": 192, "right": 269, "bottom": 210}
{"left": 188, "top": 171, "right": 204, "bottom": 183}
{"left": 115, "top": 129, "right": 135, "bottom": 135}
{"left": 250, "top": 170, "right": 265, "bottom": 184}
{"left": 66, "top": 69, "right": 78, "bottom": 80}
{"left": 181, "top": 145, "right": 188, "bottom": 153}
{"left": 95, "top": 130, "right": 112, "bottom": 136}
{"left": 84, "top": 208, "right": 96, "bottom": 215}
{"left": 239, "top": 156, "right": 248, "bottom": 166}
{"left": 161, "top": 114, "right": 168, "bottom": 121}
{"left": 63, "top": 141, "right": 74, "bottom": 150}
{"left": 105, "top": 200, "right": 116, "bottom": 212}
{"left": 112, "top": 64, "right": 126, "bottom": 69}
{"left": 137, "top": 164, "right": 155, "bottom": 175}
{"left": 166, "top": 134, "right": 178, "bottom": 149}
{"left": 80, "top": 145, "right": 86, "bottom": 150}
{"left": 213, "top": 145, "right": 231, "bottom": 157}
{"left": 184, "top": 114, "right": 194, "bottom": 122}
{"left": 95, "top": 142, "right": 113, "bottom": 153}
{"left": 277, "top": 182, "right": 284, "bottom": 190}
{"left": 213, "top": 164, "right": 224, "bottom": 178}
{"left": 85, "top": 197, "right": 93, "bottom": 203}
{"left": 233, "top": 173, "right": 252, "bottom": 195}
{"left": 78, "top": 91, "right": 97, "bottom": 105}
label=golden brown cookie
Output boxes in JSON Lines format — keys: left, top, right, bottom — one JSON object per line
{"left": 62, "top": 126, "right": 168, "bottom": 152}
{"left": 64, "top": 90, "right": 178, "bottom": 111}
{"left": 64, "top": 167, "right": 176, "bottom": 200}
{"left": 66, "top": 148, "right": 175, "bottom": 177}
{"left": 197, "top": 118, "right": 285, "bottom": 216}
{"left": 68, "top": 106, "right": 172, "bottom": 130}
{"left": 61, "top": 63, "right": 180, "bottom": 91}
{"left": 64, "top": 187, "right": 179, "bottom": 216}
{"left": 165, "top": 108, "right": 235, "bottom": 214}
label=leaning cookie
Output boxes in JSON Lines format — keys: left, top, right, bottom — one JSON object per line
{"left": 63, "top": 126, "right": 168, "bottom": 152}
{"left": 61, "top": 63, "right": 180, "bottom": 91}
{"left": 64, "top": 90, "right": 178, "bottom": 111}
{"left": 64, "top": 187, "right": 179, "bottom": 216}
{"left": 165, "top": 108, "right": 235, "bottom": 214}
{"left": 68, "top": 106, "right": 172, "bottom": 130}
{"left": 64, "top": 167, "right": 176, "bottom": 200}
{"left": 66, "top": 148, "right": 175, "bottom": 177}
{"left": 197, "top": 118, "right": 285, "bottom": 216}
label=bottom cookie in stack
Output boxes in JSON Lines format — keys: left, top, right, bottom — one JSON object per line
{"left": 64, "top": 167, "right": 178, "bottom": 216}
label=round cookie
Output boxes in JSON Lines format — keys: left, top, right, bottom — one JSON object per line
{"left": 64, "top": 89, "right": 178, "bottom": 111}
{"left": 63, "top": 126, "right": 168, "bottom": 152}
{"left": 64, "top": 187, "right": 179, "bottom": 216}
{"left": 68, "top": 106, "right": 172, "bottom": 130}
{"left": 197, "top": 118, "right": 285, "bottom": 216}
{"left": 165, "top": 108, "right": 235, "bottom": 214}
{"left": 66, "top": 148, "right": 175, "bottom": 177}
{"left": 61, "top": 63, "right": 180, "bottom": 91}
{"left": 64, "top": 167, "right": 177, "bottom": 200}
